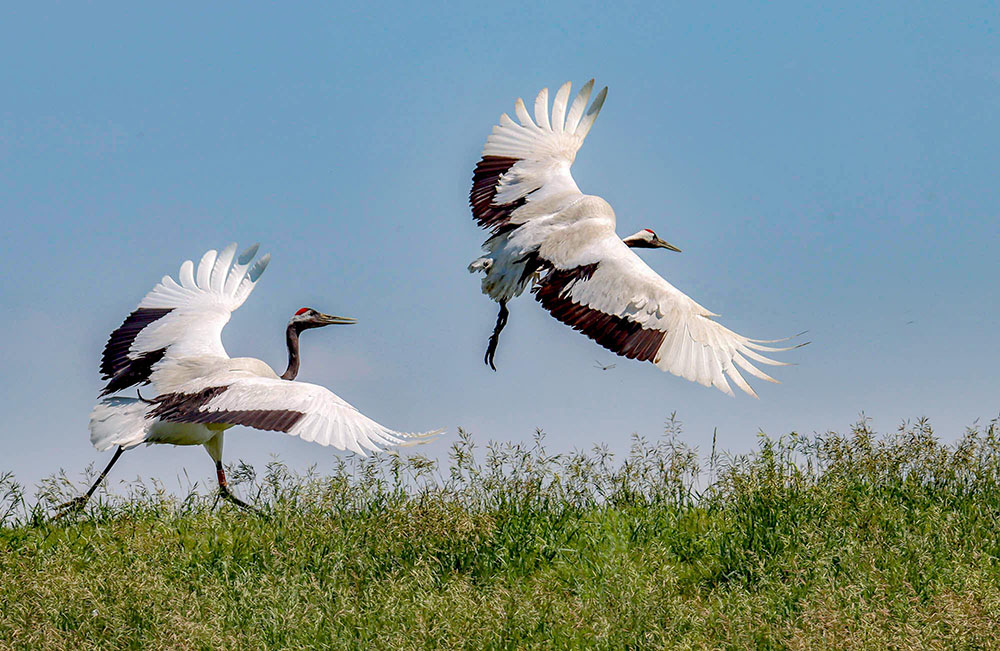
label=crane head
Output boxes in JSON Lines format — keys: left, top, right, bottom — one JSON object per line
{"left": 622, "top": 229, "right": 681, "bottom": 252}
{"left": 289, "top": 307, "right": 357, "bottom": 330}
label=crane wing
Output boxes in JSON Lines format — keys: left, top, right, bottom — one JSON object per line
{"left": 471, "top": 80, "right": 608, "bottom": 233}
{"left": 532, "top": 232, "right": 801, "bottom": 397}
{"left": 149, "top": 374, "right": 442, "bottom": 456}
{"left": 100, "top": 243, "right": 270, "bottom": 396}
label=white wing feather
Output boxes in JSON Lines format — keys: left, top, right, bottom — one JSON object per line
{"left": 483, "top": 80, "right": 607, "bottom": 209}
{"left": 131, "top": 243, "right": 269, "bottom": 362}
{"left": 542, "top": 232, "right": 798, "bottom": 397}
{"left": 171, "top": 373, "right": 441, "bottom": 456}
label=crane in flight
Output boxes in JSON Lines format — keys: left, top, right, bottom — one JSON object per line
{"left": 468, "top": 80, "right": 803, "bottom": 396}
{"left": 61, "top": 243, "right": 440, "bottom": 514}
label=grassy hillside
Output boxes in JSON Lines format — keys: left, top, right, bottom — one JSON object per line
{"left": 3, "top": 415, "right": 1000, "bottom": 649}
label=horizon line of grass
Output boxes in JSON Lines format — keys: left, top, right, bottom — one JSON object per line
{"left": 3, "top": 412, "right": 1000, "bottom": 647}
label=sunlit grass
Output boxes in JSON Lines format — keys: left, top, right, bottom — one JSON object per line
{"left": 3, "top": 414, "right": 1000, "bottom": 648}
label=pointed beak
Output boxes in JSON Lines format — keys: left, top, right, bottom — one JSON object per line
{"left": 317, "top": 313, "right": 357, "bottom": 326}
{"left": 654, "top": 237, "right": 682, "bottom": 253}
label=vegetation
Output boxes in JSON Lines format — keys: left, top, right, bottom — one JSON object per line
{"left": 3, "top": 414, "right": 1000, "bottom": 649}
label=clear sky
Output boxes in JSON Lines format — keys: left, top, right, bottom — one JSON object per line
{"left": 2, "top": 3, "right": 997, "bottom": 493}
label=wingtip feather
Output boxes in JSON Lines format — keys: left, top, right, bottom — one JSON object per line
{"left": 514, "top": 98, "right": 533, "bottom": 127}
{"left": 238, "top": 243, "right": 260, "bottom": 265}
{"left": 534, "top": 87, "right": 551, "bottom": 130}
{"left": 551, "top": 81, "right": 572, "bottom": 132}
{"left": 248, "top": 253, "right": 270, "bottom": 282}
{"left": 397, "top": 428, "right": 446, "bottom": 447}
{"left": 564, "top": 79, "right": 595, "bottom": 133}
{"left": 574, "top": 86, "right": 607, "bottom": 138}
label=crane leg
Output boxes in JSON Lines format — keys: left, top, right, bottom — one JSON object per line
{"left": 214, "top": 461, "right": 263, "bottom": 516}
{"left": 484, "top": 300, "right": 509, "bottom": 371}
{"left": 54, "top": 446, "right": 126, "bottom": 518}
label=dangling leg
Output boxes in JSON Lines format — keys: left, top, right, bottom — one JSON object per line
{"left": 54, "top": 446, "right": 125, "bottom": 517}
{"left": 484, "top": 300, "right": 509, "bottom": 371}
{"left": 205, "top": 433, "right": 261, "bottom": 515}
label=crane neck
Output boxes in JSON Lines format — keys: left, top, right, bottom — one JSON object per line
{"left": 280, "top": 324, "right": 301, "bottom": 381}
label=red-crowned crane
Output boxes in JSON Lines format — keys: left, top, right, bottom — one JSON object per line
{"left": 60, "top": 243, "right": 441, "bottom": 514}
{"left": 468, "top": 80, "right": 804, "bottom": 396}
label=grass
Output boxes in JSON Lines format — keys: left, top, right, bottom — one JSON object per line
{"left": 3, "top": 414, "right": 1000, "bottom": 649}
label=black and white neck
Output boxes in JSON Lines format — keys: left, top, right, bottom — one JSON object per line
{"left": 281, "top": 323, "right": 303, "bottom": 380}
{"left": 279, "top": 307, "right": 357, "bottom": 381}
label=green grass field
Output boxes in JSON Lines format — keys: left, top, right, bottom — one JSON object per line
{"left": 3, "top": 415, "right": 1000, "bottom": 649}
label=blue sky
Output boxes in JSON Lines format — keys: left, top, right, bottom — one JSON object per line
{"left": 1, "top": 3, "right": 997, "bottom": 492}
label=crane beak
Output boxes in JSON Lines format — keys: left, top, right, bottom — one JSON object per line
{"left": 653, "top": 237, "right": 682, "bottom": 252}
{"left": 317, "top": 313, "right": 357, "bottom": 326}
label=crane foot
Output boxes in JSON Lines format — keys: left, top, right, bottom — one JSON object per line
{"left": 218, "top": 485, "right": 265, "bottom": 516}
{"left": 52, "top": 496, "right": 90, "bottom": 519}
{"left": 484, "top": 301, "right": 509, "bottom": 371}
